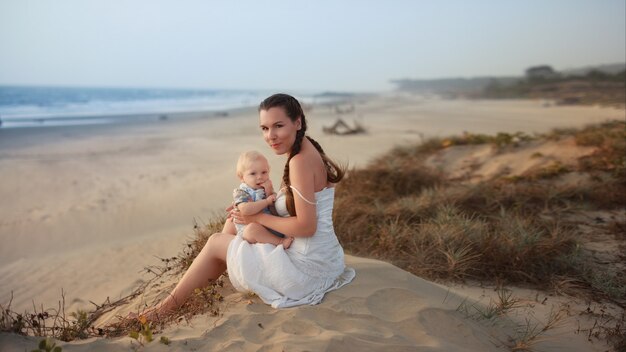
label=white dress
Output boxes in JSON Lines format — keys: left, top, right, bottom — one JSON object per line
{"left": 226, "top": 186, "right": 356, "bottom": 308}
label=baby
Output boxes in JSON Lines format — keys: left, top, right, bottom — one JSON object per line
{"left": 232, "top": 151, "right": 293, "bottom": 249}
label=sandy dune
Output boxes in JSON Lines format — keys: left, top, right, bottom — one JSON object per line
{"left": 1, "top": 256, "right": 611, "bottom": 351}
{"left": 423, "top": 135, "right": 598, "bottom": 182}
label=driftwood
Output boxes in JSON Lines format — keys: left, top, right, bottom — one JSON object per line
{"left": 322, "top": 118, "right": 366, "bottom": 135}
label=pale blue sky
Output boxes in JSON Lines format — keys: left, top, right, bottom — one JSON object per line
{"left": 0, "top": 0, "right": 624, "bottom": 91}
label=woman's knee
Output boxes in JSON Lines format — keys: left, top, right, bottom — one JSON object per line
{"left": 206, "top": 232, "right": 233, "bottom": 259}
{"left": 207, "top": 232, "right": 228, "bottom": 247}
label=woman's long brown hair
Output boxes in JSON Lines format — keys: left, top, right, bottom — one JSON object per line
{"left": 259, "top": 93, "right": 344, "bottom": 216}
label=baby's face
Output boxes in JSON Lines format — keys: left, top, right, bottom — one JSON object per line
{"left": 241, "top": 159, "right": 270, "bottom": 189}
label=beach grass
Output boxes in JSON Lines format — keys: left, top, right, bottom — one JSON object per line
{"left": 334, "top": 120, "right": 625, "bottom": 300}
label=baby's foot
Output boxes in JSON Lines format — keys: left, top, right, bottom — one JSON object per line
{"left": 281, "top": 236, "right": 294, "bottom": 249}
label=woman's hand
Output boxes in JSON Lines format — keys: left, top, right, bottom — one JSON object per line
{"left": 230, "top": 206, "right": 259, "bottom": 225}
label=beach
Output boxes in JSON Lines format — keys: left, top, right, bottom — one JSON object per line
{"left": 1, "top": 94, "right": 623, "bottom": 351}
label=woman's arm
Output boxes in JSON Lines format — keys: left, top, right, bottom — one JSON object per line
{"left": 242, "top": 155, "right": 318, "bottom": 237}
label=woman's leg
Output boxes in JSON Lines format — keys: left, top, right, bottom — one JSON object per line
{"left": 154, "top": 232, "right": 234, "bottom": 315}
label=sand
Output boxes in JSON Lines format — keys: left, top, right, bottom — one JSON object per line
{"left": 423, "top": 135, "right": 599, "bottom": 182}
{"left": 0, "top": 94, "right": 623, "bottom": 351}
{"left": 1, "top": 256, "right": 616, "bottom": 351}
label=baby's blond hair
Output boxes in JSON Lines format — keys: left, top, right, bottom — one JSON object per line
{"left": 236, "top": 151, "right": 269, "bottom": 178}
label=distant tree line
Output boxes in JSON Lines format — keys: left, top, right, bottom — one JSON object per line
{"left": 484, "top": 65, "right": 626, "bottom": 99}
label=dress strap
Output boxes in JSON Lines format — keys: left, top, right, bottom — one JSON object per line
{"left": 289, "top": 185, "right": 317, "bottom": 205}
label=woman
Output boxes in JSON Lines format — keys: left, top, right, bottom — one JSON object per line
{"left": 147, "top": 93, "right": 355, "bottom": 315}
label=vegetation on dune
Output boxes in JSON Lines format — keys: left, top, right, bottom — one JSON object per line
{"left": 335, "top": 121, "right": 626, "bottom": 297}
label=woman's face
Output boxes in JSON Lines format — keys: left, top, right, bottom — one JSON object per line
{"left": 259, "top": 107, "right": 301, "bottom": 155}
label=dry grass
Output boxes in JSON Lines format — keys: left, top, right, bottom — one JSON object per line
{"left": 334, "top": 120, "right": 626, "bottom": 300}
{"left": 335, "top": 177, "right": 582, "bottom": 284}
{"left": 508, "top": 308, "right": 568, "bottom": 351}
{"left": 456, "top": 287, "right": 524, "bottom": 321}
{"left": 577, "top": 304, "right": 626, "bottom": 351}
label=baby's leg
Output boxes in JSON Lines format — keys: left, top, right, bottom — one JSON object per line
{"left": 243, "top": 223, "right": 293, "bottom": 248}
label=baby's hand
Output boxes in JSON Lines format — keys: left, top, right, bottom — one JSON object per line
{"left": 266, "top": 194, "right": 277, "bottom": 204}
{"left": 262, "top": 180, "right": 274, "bottom": 196}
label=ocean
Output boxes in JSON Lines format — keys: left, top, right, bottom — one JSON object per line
{"left": 0, "top": 86, "right": 335, "bottom": 128}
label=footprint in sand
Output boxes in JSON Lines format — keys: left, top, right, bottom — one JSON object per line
{"left": 280, "top": 317, "right": 321, "bottom": 337}
{"left": 293, "top": 307, "right": 396, "bottom": 340}
{"left": 245, "top": 301, "right": 272, "bottom": 314}
{"left": 365, "top": 287, "right": 425, "bottom": 322}
{"left": 237, "top": 315, "right": 280, "bottom": 344}
{"left": 329, "top": 296, "right": 371, "bottom": 315}
{"left": 325, "top": 335, "right": 425, "bottom": 352}
{"left": 27, "top": 207, "right": 53, "bottom": 223}
{"left": 418, "top": 308, "right": 500, "bottom": 351}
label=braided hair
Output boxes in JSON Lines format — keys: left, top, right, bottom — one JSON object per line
{"left": 259, "top": 93, "right": 344, "bottom": 216}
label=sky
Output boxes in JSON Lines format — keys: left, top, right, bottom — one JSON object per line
{"left": 0, "top": 0, "right": 624, "bottom": 92}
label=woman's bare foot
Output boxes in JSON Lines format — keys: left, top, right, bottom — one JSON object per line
{"left": 126, "top": 306, "right": 162, "bottom": 323}
{"left": 281, "top": 236, "right": 294, "bottom": 249}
